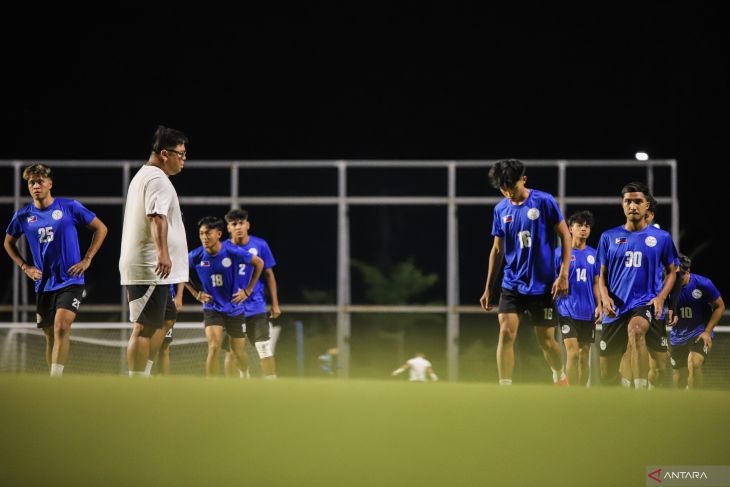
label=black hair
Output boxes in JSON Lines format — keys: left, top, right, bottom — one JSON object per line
{"left": 224, "top": 209, "right": 249, "bottom": 223}
{"left": 620, "top": 181, "right": 651, "bottom": 198}
{"left": 197, "top": 216, "right": 225, "bottom": 233}
{"left": 646, "top": 194, "right": 657, "bottom": 215}
{"left": 488, "top": 159, "right": 526, "bottom": 189}
{"left": 678, "top": 254, "right": 692, "bottom": 272}
{"left": 22, "top": 163, "right": 52, "bottom": 181}
{"left": 567, "top": 210, "right": 594, "bottom": 228}
{"left": 151, "top": 125, "right": 188, "bottom": 154}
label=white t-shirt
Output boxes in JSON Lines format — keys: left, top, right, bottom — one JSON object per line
{"left": 407, "top": 357, "right": 433, "bottom": 382}
{"left": 119, "top": 165, "right": 188, "bottom": 285}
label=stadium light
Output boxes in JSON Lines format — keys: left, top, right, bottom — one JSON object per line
{"left": 635, "top": 151, "right": 649, "bottom": 161}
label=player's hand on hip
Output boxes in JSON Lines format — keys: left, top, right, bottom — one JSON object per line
{"left": 603, "top": 297, "right": 617, "bottom": 318}
{"left": 155, "top": 255, "right": 172, "bottom": 279}
{"left": 480, "top": 289, "right": 492, "bottom": 311}
{"left": 24, "top": 266, "right": 42, "bottom": 281}
{"left": 67, "top": 257, "right": 91, "bottom": 277}
{"left": 231, "top": 288, "right": 249, "bottom": 304}
{"left": 196, "top": 291, "right": 213, "bottom": 304}
{"left": 695, "top": 331, "right": 712, "bottom": 351}
{"left": 269, "top": 305, "right": 281, "bottom": 319}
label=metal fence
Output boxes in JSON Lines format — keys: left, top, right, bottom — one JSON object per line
{"left": 0, "top": 159, "right": 680, "bottom": 380}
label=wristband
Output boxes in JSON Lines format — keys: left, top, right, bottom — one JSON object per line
{"left": 20, "top": 263, "right": 27, "bottom": 271}
{"left": 244, "top": 289, "right": 250, "bottom": 297}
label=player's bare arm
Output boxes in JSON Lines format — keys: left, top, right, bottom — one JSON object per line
{"left": 264, "top": 268, "right": 281, "bottom": 318}
{"left": 148, "top": 213, "right": 171, "bottom": 279}
{"left": 480, "top": 236, "right": 503, "bottom": 311}
{"left": 185, "top": 282, "right": 212, "bottom": 304}
{"left": 599, "top": 264, "right": 615, "bottom": 318}
{"left": 696, "top": 296, "right": 725, "bottom": 350}
{"left": 649, "top": 262, "right": 677, "bottom": 319}
{"left": 68, "top": 217, "right": 108, "bottom": 277}
{"left": 552, "top": 220, "right": 572, "bottom": 300}
{"left": 3, "top": 234, "right": 42, "bottom": 281}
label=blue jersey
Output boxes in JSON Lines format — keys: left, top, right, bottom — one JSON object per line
{"left": 223, "top": 236, "right": 276, "bottom": 317}
{"left": 554, "top": 246, "right": 598, "bottom": 321}
{"left": 670, "top": 274, "right": 721, "bottom": 346}
{"left": 188, "top": 244, "right": 254, "bottom": 316}
{"left": 5, "top": 198, "right": 96, "bottom": 293}
{"left": 491, "top": 189, "right": 564, "bottom": 295}
{"left": 597, "top": 225, "right": 677, "bottom": 324}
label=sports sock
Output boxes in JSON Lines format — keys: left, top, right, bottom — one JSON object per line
{"left": 50, "top": 363, "right": 64, "bottom": 376}
{"left": 498, "top": 379, "right": 513, "bottom": 386}
{"left": 552, "top": 367, "right": 566, "bottom": 383}
{"left": 144, "top": 360, "right": 154, "bottom": 376}
{"left": 634, "top": 378, "right": 649, "bottom": 389}
{"left": 621, "top": 377, "right": 632, "bottom": 388}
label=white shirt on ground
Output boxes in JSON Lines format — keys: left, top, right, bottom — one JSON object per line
{"left": 119, "top": 164, "right": 188, "bottom": 285}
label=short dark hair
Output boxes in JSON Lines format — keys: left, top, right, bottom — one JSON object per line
{"left": 224, "top": 209, "right": 249, "bottom": 223}
{"left": 646, "top": 195, "right": 657, "bottom": 215}
{"left": 22, "top": 163, "right": 52, "bottom": 181}
{"left": 678, "top": 254, "right": 692, "bottom": 272}
{"left": 568, "top": 210, "right": 594, "bottom": 228}
{"left": 197, "top": 216, "right": 225, "bottom": 233}
{"left": 488, "top": 159, "right": 525, "bottom": 189}
{"left": 620, "top": 181, "right": 651, "bottom": 198}
{"left": 151, "top": 125, "right": 188, "bottom": 154}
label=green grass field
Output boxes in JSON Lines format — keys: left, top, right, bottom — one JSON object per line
{"left": 1, "top": 376, "right": 729, "bottom": 487}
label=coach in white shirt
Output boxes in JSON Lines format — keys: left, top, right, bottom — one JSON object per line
{"left": 120, "top": 125, "right": 189, "bottom": 376}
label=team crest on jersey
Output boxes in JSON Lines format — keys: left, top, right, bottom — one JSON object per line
{"left": 645, "top": 236, "right": 657, "bottom": 247}
{"left": 503, "top": 215, "right": 513, "bottom": 223}
{"left": 561, "top": 325, "right": 570, "bottom": 334}
{"left": 248, "top": 248, "right": 259, "bottom": 256}
{"left": 615, "top": 237, "right": 627, "bottom": 244}
{"left": 200, "top": 261, "right": 210, "bottom": 267}
{"left": 692, "top": 289, "right": 703, "bottom": 299}
{"left": 527, "top": 208, "right": 540, "bottom": 220}
{"left": 27, "top": 215, "right": 38, "bottom": 223}
{"left": 587, "top": 255, "right": 595, "bottom": 264}
{"left": 222, "top": 257, "right": 232, "bottom": 268}
{"left": 52, "top": 210, "right": 63, "bottom": 220}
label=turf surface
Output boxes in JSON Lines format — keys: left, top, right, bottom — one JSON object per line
{"left": 1, "top": 375, "right": 729, "bottom": 487}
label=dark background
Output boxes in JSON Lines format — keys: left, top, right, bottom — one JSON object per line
{"left": 1, "top": 5, "right": 728, "bottom": 307}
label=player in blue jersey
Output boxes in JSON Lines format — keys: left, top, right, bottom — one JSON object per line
{"left": 554, "top": 211, "right": 602, "bottom": 386}
{"left": 4, "top": 163, "right": 108, "bottom": 376}
{"left": 185, "top": 216, "right": 264, "bottom": 376}
{"left": 597, "top": 182, "right": 677, "bottom": 389}
{"left": 667, "top": 255, "right": 724, "bottom": 389}
{"left": 480, "top": 159, "right": 572, "bottom": 385}
{"left": 222, "top": 209, "right": 282, "bottom": 379}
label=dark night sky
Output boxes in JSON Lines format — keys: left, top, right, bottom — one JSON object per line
{"left": 1, "top": 6, "right": 728, "bottom": 304}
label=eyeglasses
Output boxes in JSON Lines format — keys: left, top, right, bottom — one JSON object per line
{"left": 164, "top": 148, "right": 187, "bottom": 159}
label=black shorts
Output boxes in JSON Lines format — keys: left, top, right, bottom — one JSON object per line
{"left": 498, "top": 288, "right": 555, "bottom": 327}
{"left": 203, "top": 310, "right": 246, "bottom": 338}
{"left": 670, "top": 340, "right": 709, "bottom": 369}
{"left": 646, "top": 317, "right": 669, "bottom": 353}
{"left": 244, "top": 313, "right": 271, "bottom": 342}
{"left": 35, "top": 285, "right": 85, "bottom": 328}
{"left": 599, "top": 305, "right": 653, "bottom": 357}
{"left": 559, "top": 316, "right": 595, "bottom": 343}
{"left": 126, "top": 284, "right": 174, "bottom": 329}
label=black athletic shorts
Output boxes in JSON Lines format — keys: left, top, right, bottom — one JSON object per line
{"left": 126, "top": 284, "right": 174, "bottom": 329}
{"left": 559, "top": 316, "right": 595, "bottom": 343}
{"left": 599, "top": 305, "right": 654, "bottom": 357}
{"left": 36, "top": 285, "right": 85, "bottom": 328}
{"left": 244, "top": 313, "right": 271, "bottom": 342}
{"left": 646, "top": 317, "right": 669, "bottom": 353}
{"left": 498, "top": 288, "right": 555, "bottom": 327}
{"left": 203, "top": 310, "right": 246, "bottom": 338}
{"left": 670, "top": 339, "right": 709, "bottom": 369}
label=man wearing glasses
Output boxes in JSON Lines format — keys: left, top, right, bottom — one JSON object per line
{"left": 119, "top": 125, "right": 189, "bottom": 376}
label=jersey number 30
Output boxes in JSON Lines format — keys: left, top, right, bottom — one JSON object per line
{"left": 624, "top": 251, "right": 642, "bottom": 268}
